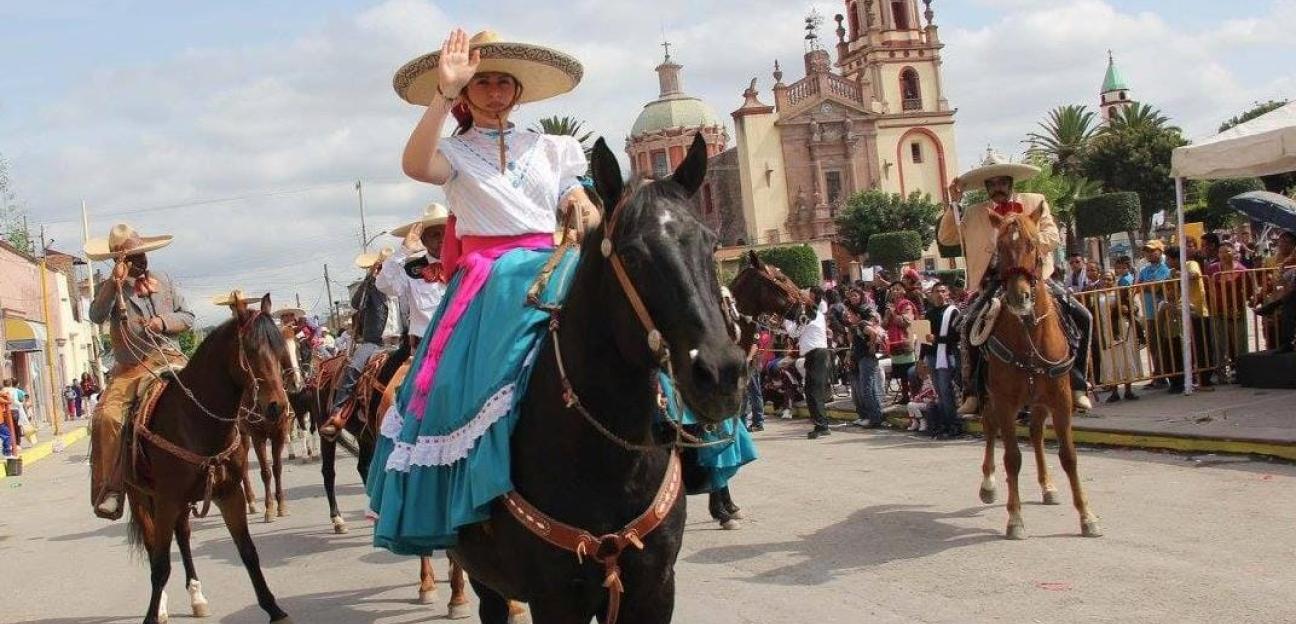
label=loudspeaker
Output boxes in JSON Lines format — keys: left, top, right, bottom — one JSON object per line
{"left": 1236, "top": 349, "right": 1296, "bottom": 389}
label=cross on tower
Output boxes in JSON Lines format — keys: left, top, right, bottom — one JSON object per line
{"left": 661, "top": 40, "right": 672, "bottom": 61}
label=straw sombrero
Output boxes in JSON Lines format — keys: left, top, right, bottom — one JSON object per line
{"left": 355, "top": 247, "right": 393, "bottom": 269}
{"left": 211, "top": 290, "right": 262, "bottom": 308}
{"left": 274, "top": 307, "right": 307, "bottom": 319}
{"left": 393, "top": 30, "right": 583, "bottom": 106}
{"left": 957, "top": 150, "right": 1040, "bottom": 188}
{"left": 391, "top": 203, "right": 450, "bottom": 238}
{"left": 84, "top": 224, "right": 173, "bottom": 261}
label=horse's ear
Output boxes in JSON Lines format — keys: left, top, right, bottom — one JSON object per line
{"left": 986, "top": 210, "right": 1005, "bottom": 230}
{"left": 670, "top": 133, "right": 708, "bottom": 196}
{"left": 589, "top": 137, "right": 624, "bottom": 210}
{"left": 230, "top": 290, "right": 248, "bottom": 319}
{"left": 748, "top": 250, "right": 764, "bottom": 270}
{"left": 259, "top": 293, "right": 272, "bottom": 316}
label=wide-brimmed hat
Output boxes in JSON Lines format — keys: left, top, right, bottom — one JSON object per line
{"left": 355, "top": 247, "right": 393, "bottom": 269}
{"left": 957, "top": 150, "right": 1040, "bottom": 189}
{"left": 391, "top": 203, "right": 450, "bottom": 238}
{"left": 211, "top": 290, "right": 262, "bottom": 307}
{"left": 274, "top": 307, "right": 306, "bottom": 319}
{"left": 1141, "top": 240, "right": 1166, "bottom": 252}
{"left": 84, "top": 223, "right": 173, "bottom": 261}
{"left": 393, "top": 30, "right": 583, "bottom": 106}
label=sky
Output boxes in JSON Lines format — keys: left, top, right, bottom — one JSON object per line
{"left": 1, "top": 0, "right": 1292, "bottom": 325}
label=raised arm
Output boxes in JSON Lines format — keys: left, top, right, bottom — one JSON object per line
{"left": 401, "top": 29, "right": 481, "bottom": 185}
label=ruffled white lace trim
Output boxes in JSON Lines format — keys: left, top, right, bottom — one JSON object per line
{"left": 382, "top": 383, "right": 516, "bottom": 472}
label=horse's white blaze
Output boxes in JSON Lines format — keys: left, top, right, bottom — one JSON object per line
{"left": 688, "top": 348, "right": 699, "bottom": 361}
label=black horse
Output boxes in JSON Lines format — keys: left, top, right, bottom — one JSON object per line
{"left": 452, "top": 134, "right": 746, "bottom": 623}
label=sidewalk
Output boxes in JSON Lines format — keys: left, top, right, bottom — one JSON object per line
{"left": 802, "top": 383, "right": 1296, "bottom": 461}
{"left": 0, "top": 419, "right": 90, "bottom": 478}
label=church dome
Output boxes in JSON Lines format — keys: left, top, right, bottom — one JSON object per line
{"left": 631, "top": 95, "right": 723, "bottom": 137}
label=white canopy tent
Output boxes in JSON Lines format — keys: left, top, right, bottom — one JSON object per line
{"left": 1167, "top": 101, "right": 1296, "bottom": 394}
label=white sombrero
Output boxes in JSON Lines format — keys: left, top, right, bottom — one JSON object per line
{"left": 211, "top": 290, "right": 263, "bottom": 307}
{"left": 391, "top": 203, "right": 450, "bottom": 238}
{"left": 957, "top": 150, "right": 1040, "bottom": 188}
{"left": 393, "top": 30, "right": 583, "bottom": 106}
{"left": 355, "top": 246, "right": 393, "bottom": 269}
{"left": 84, "top": 223, "right": 173, "bottom": 261}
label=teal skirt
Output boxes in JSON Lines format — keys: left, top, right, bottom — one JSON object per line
{"left": 365, "top": 248, "right": 576, "bottom": 555}
{"left": 660, "top": 373, "right": 758, "bottom": 492}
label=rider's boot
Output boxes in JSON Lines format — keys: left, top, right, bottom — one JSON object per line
{"left": 319, "top": 402, "right": 352, "bottom": 441}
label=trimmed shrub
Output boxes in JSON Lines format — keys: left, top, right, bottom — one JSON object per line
{"left": 1202, "top": 178, "right": 1266, "bottom": 230}
{"left": 867, "top": 231, "right": 924, "bottom": 271}
{"left": 756, "top": 245, "right": 821, "bottom": 288}
{"left": 1075, "top": 192, "right": 1141, "bottom": 238}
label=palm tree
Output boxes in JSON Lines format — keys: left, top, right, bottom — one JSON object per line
{"left": 1104, "top": 102, "right": 1179, "bottom": 134}
{"left": 1025, "top": 105, "right": 1098, "bottom": 176}
{"left": 529, "top": 115, "right": 594, "bottom": 152}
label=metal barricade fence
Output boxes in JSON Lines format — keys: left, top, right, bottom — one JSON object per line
{"left": 1076, "top": 266, "right": 1288, "bottom": 388}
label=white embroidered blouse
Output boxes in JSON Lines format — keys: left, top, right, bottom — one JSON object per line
{"left": 437, "top": 126, "right": 588, "bottom": 236}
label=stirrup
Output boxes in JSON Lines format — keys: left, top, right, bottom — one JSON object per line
{"left": 320, "top": 406, "right": 350, "bottom": 441}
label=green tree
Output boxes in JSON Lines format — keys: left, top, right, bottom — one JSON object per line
{"left": 531, "top": 115, "right": 594, "bottom": 152}
{"left": 0, "top": 154, "right": 33, "bottom": 254}
{"left": 1103, "top": 102, "right": 1179, "bottom": 134}
{"left": 834, "top": 190, "right": 942, "bottom": 256}
{"left": 1219, "top": 100, "right": 1294, "bottom": 194}
{"left": 1080, "top": 117, "right": 1188, "bottom": 237}
{"left": 867, "top": 231, "right": 923, "bottom": 273}
{"left": 1185, "top": 177, "right": 1267, "bottom": 230}
{"left": 755, "top": 245, "right": 820, "bottom": 288}
{"left": 1025, "top": 105, "right": 1098, "bottom": 176}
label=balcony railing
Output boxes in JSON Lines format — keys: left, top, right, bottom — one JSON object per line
{"left": 902, "top": 97, "right": 922, "bottom": 111}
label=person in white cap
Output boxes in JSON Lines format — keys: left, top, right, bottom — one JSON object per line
{"left": 939, "top": 151, "right": 1093, "bottom": 414}
{"left": 84, "top": 223, "right": 194, "bottom": 520}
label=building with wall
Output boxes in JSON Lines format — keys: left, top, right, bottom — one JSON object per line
{"left": 1099, "top": 51, "right": 1135, "bottom": 123}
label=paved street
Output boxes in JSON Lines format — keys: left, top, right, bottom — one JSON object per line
{"left": 5, "top": 421, "right": 1295, "bottom": 624}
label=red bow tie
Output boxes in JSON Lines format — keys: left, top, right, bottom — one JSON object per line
{"left": 133, "top": 275, "right": 158, "bottom": 297}
{"left": 993, "top": 201, "right": 1024, "bottom": 217}
{"left": 419, "top": 263, "right": 444, "bottom": 283}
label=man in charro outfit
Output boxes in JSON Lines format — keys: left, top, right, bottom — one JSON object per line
{"left": 320, "top": 248, "right": 392, "bottom": 438}
{"left": 85, "top": 224, "right": 194, "bottom": 520}
{"left": 938, "top": 152, "right": 1093, "bottom": 415}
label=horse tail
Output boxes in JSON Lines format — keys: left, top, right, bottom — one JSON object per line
{"left": 125, "top": 499, "right": 152, "bottom": 560}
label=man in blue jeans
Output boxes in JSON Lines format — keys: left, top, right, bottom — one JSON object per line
{"left": 922, "top": 282, "right": 961, "bottom": 437}
{"left": 743, "top": 324, "right": 767, "bottom": 432}
{"left": 846, "top": 295, "right": 886, "bottom": 428}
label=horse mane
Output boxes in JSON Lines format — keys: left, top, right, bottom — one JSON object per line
{"left": 187, "top": 311, "right": 285, "bottom": 364}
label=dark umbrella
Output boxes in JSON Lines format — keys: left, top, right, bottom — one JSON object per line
{"left": 1229, "top": 191, "right": 1296, "bottom": 232}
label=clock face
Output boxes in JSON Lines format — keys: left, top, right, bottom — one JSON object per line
{"left": 820, "top": 103, "right": 833, "bottom": 114}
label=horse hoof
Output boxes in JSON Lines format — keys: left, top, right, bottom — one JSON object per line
{"left": 979, "top": 487, "right": 997, "bottom": 504}
{"left": 264, "top": 511, "right": 275, "bottom": 523}
{"left": 278, "top": 506, "right": 289, "bottom": 517}
{"left": 192, "top": 602, "right": 210, "bottom": 618}
{"left": 728, "top": 509, "right": 745, "bottom": 520}
{"left": 1082, "top": 520, "right": 1104, "bottom": 538}
{"left": 331, "top": 517, "right": 348, "bottom": 534}
{"left": 158, "top": 590, "right": 169, "bottom": 622}
{"left": 1042, "top": 490, "right": 1061, "bottom": 505}
{"left": 417, "top": 588, "right": 437, "bottom": 605}
{"left": 720, "top": 519, "right": 742, "bottom": 530}
{"left": 247, "top": 504, "right": 259, "bottom": 515}
{"left": 188, "top": 580, "right": 209, "bottom": 618}
{"left": 1005, "top": 523, "right": 1027, "bottom": 540}
{"left": 447, "top": 602, "right": 472, "bottom": 620}
{"left": 288, "top": 452, "right": 297, "bottom": 460}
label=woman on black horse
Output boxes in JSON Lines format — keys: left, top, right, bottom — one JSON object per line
{"left": 367, "top": 28, "right": 745, "bottom": 623}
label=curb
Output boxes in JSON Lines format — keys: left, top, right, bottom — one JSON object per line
{"left": 769, "top": 405, "right": 1296, "bottom": 462}
{"left": 1, "top": 425, "right": 89, "bottom": 478}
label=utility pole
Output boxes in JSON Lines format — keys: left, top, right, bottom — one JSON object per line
{"left": 355, "top": 180, "right": 369, "bottom": 253}
{"left": 37, "top": 226, "right": 62, "bottom": 436}
{"left": 323, "top": 264, "right": 337, "bottom": 332}
{"left": 295, "top": 292, "right": 302, "bottom": 308}
{"left": 81, "top": 200, "right": 104, "bottom": 386}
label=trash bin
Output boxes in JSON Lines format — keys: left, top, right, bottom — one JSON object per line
{"left": 5, "top": 456, "right": 22, "bottom": 477}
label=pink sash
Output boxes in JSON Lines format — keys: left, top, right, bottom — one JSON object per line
{"left": 408, "top": 218, "right": 553, "bottom": 417}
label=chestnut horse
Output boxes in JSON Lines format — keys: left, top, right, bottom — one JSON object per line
{"left": 123, "top": 294, "right": 294, "bottom": 623}
{"left": 977, "top": 209, "right": 1103, "bottom": 540}
{"left": 236, "top": 322, "right": 306, "bottom": 523}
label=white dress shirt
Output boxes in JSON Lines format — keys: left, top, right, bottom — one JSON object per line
{"left": 376, "top": 245, "right": 447, "bottom": 339}
{"left": 784, "top": 301, "right": 829, "bottom": 353}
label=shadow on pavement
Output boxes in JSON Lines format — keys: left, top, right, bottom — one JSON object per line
{"left": 684, "top": 504, "right": 1000, "bottom": 586}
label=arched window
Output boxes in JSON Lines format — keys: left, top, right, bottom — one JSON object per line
{"left": 891, "top": 1, "right": 911, "bottom": 30}
{"left": 900, "top": 68, "right": 921, "bottom": 111}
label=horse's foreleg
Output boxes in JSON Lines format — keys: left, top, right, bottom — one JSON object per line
{"left": 175, "top": 514, "right": 210, "bottom": 618}
{"left": 418, "top": 556, "right": 437, "bottom": 604}
{"left": 998, "top": 406, "right": 1026, "bottom": 540}
{"left": 271, "top": 433, "right": 288, "bottom": 517}
{"left": 143, "top": 501, "right": 180, "bottom": 624}
{"left": 467, "top": 577, "right": 510, "bottom": 624}
{"left": 979, "top": 418, "right": 998, "bottom": 504}
{"left": 448, "top": 557, "right": 471, "bottom": 619}
{"left": 320, "top": 438, "right": 345, "bottom": 534}
{"left": 1029, "top": 410, "right": 1060, "bottom": 505}
{"left": 240, "top": 434, "right": 259, "bottom": 515}
{"left": 1053, "top": 408, "right": 1103, "bottom": 538}
{"left": 252, "top": 436, "right": 275, "bottom": 523}
{"left": 215, "top": 491, "right": 290, "bottom": 622}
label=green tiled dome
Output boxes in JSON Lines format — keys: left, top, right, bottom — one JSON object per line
{"left": 631, "top": 95, "right": 723, "bottom": 136}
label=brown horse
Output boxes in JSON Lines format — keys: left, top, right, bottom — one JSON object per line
{"left": 976, "top": 209, "right": 1102, "bottom": 540}
{"left": 123, "top": 294, "right": 294, "bottom": 623}
{"left": 236, "top": 322, "right": 306, "bottom": 523}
